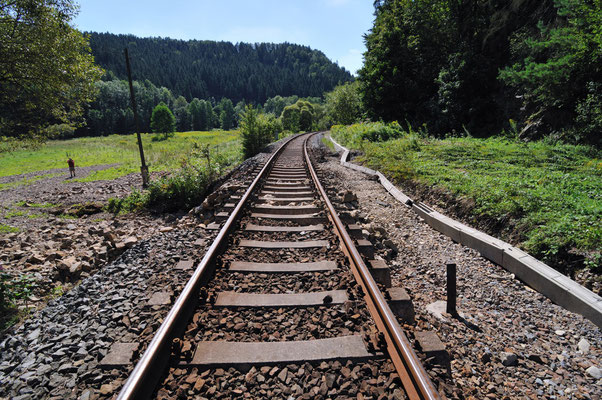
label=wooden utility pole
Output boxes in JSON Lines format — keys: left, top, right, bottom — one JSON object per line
{"left": 124, "top": 48, "right": 149, "bottom": 188}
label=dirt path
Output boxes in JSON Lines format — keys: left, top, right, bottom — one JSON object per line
{"left": 0, "top": 165, "right": 169, "bottom": 331}
{"left": 0, "top": 164, "right": 150, "bottom": 207}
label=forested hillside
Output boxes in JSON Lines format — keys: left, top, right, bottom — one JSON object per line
{"left": 88, "top": 33, "right": 353, "bottom": 104}
{"left": 360, "top": 0, "right": 602, "bottom": 146}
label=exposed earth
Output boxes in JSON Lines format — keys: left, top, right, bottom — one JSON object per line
{"left": 0, "top": 165, "right": 172, "bottom": 329}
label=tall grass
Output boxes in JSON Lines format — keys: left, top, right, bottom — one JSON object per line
{"left": 107, "top": 139, "right": 241, "bottom": 213}
{"left": 0, "top": 131, "right": 240, "bottom": 180}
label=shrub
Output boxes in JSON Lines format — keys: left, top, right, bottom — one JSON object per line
{"left": 331, "top": 121, "right": 406, "bottom": 149}
{"left": 1, "top": 271, "right": 36, "bottom": 312}
{"left": 106, "top": 142, "right": 240, "bottom": 214}
{"left": 240, "top": 105, "right": 278, "bottom": 158}
{"left": 145, "top": 165, "right": 212, "bottom": 212}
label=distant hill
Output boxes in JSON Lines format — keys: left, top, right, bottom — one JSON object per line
{"left": 88, "top": 32, "right": 353, "bottom": 104}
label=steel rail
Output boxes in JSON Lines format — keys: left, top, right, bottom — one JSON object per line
{"left": 117, "top": 134, "right": 301, "bottom": 400}
{"left": 303, "top": 133, "right": 442, "bottom": 400}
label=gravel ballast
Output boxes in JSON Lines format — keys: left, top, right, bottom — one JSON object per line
{"left": 311, "top": 133, "right": 601, "bottom": 399}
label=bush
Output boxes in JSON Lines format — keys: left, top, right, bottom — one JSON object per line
{"left": 240, "top": 105, "right": 278, "bottom": 158}
{"left": 145, "top": 165, "right": 212, "bottom": 212}
{"left": 1, "top": 271, "right": 36, "bottom": 312}
{"left": 106, "top": 142, "right": 239, "bottom": 214}
{"left": 331, "top": 121, "right": 406, "bottom": 149}
{"left": 324, "top": 81, "right": 363, "bottom": 126}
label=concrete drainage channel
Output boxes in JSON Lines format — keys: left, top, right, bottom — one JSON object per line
{"left": 328, "top": 134, "right": 602, "bottom": 329}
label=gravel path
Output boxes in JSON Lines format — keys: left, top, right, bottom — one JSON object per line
{"left": 312, "top": 133, "right": 602, "bottom": 399}
{"left": 0, "top": 164, "right": 164, "bottom": 207}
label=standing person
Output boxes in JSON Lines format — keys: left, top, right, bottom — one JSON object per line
{"left": 67, "top": 157, "right": 75, "bottom": 178}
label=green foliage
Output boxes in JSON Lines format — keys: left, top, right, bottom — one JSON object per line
{"left": 0, "top": 137, "right": 44, "bottom": 153}
{"left": 0, "top": 131, "right": 240, "bottom": 181}
{"left": 85, "top": 78, "right": 175, "bottom": 137}
{"left": 321, "top": 136, "right": 335, "bottom": 151}
{"left": 0, "top": 224, "right": 19, "bottom": 233}
{"left": 106, "top": 190, "right": 145, "bottom": 213}
{"left": 144, "top": 165, "right": 212, "bottom": 212}
{"left": 107, "top": 140, "right": 241, "bottom": 213}
{"left": 87, "top": 33, "right": 353, "bottom": 105}
{"left": 0, "top": 0, "right": 103, "bottom": 138}
{"left": 332, "top": 123, "right": 602, "bottom": 270}
{"left": 0, "top": 272, "right": 36, "bottom": 312}
{"left": 281, "top": 106, "right": 300, "bottom": 133}
{"left": 331, "top": 122, "right": 406, "bottom": 149}
{"left": 499, "top": 0, "right": 602, "bottom": 145}
{"left": 188, "top": 98, "right": 214, "bottom": 132}
{"left": 299, "top": 108, "right": 313, "bottom": 132}
{"left": 151, "top": 102, "right": 176, "bottom": 139}
{"left": 173, "top": 96, "right": 192, "bottom": 132}
{"left": 240, "top": 106, "right": 279, "bottom": 158}
{"left": 359, "top": 0, "right": 602, "bottom": 145}
{"left": 44, "top": 124, "right": 77, "bottom": 140}
{"left": 280, "top": 100, "right": 318, "bottom": 133}
{"left": 217, "top": 98, "right": 236, "bottom": 130}
{"left": 324, "top": 81, "right": 363, "bottom": 126}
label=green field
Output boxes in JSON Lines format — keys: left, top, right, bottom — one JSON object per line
{"left": 0, "top": 131, "right": 241, "bottom": 181}
{"left": 331, "top": 124, "right": 602, "bottom": 271}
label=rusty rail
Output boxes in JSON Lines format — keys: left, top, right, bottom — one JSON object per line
{"left": 117, "top": 132, "right": 439, "bottom": 399}
{"left": 303, "top": 134, "right": 442, "bottom": 400}
{"left": 117, "top": 135, "right": 298, "bottom": 400}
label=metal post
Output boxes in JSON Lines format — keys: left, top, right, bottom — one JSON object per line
{"left": 446, "top": 262, "right": 457, "bottom": 316}
{"left": 124, "top": 48, "right": 149, "bottom": 188}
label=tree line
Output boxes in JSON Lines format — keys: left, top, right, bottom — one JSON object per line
{"left": 88, "top": 32, "right": 353, "bottom": 105}
{"left": 76, "top": 76, "right": 338, "bottom": 138}
{"left": 0, "top": 2, "right": 353, "bottom": 140}
{"left": 359, "top": 0, "right": 602, "bottom": 146}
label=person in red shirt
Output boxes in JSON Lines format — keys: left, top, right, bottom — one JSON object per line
{"left": 67, "top": 158, "right": 75, "bottom": 178}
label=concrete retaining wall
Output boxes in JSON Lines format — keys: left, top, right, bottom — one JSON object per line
{"left": 328, "top": 134, "right": 602, "bottom": 329}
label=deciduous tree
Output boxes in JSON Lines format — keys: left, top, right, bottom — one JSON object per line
{"left": 151, "top": 102, "right": 176, "bottom": 139}
{"left": 0, "top": 0, "right": 103, "bottom": 138}
{"left": 325, "top": 81, "right": 363, "bottom": 126}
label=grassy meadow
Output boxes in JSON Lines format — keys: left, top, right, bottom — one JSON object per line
{"left": 0, "top": 131, "right": 242, "bottom": 182}
{"left": 331, "top": 124, "right": 602, "bottom": 271}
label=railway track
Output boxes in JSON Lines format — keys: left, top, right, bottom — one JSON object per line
{"left": 117, "top": 133, "right": 441, "bottom": 399}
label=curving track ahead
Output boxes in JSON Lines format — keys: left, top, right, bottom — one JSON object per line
{"left": 117, "top": 133, "right": 441, "bottom": 399}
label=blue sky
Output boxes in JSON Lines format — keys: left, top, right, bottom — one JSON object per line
{"left": 74, "top": 0, "right": 375, "bottom": 74}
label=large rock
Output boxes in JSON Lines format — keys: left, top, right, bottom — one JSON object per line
{"left": 577, "top": 338, "right": 590, "bottom": 354}
{"left": 123, "top": 236, "right": 138, "bottom": 248}
{"left": 341, "top": 191, "right": 357, "bottom": 203}
{"left": 500, "top": 352, "right": 518, "bottom": 367}
{"left": 57, "top": 256, "right": 77, "bottom": 271}
{"left": 586, "top": 366, "right": 601, "bottom": 379}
